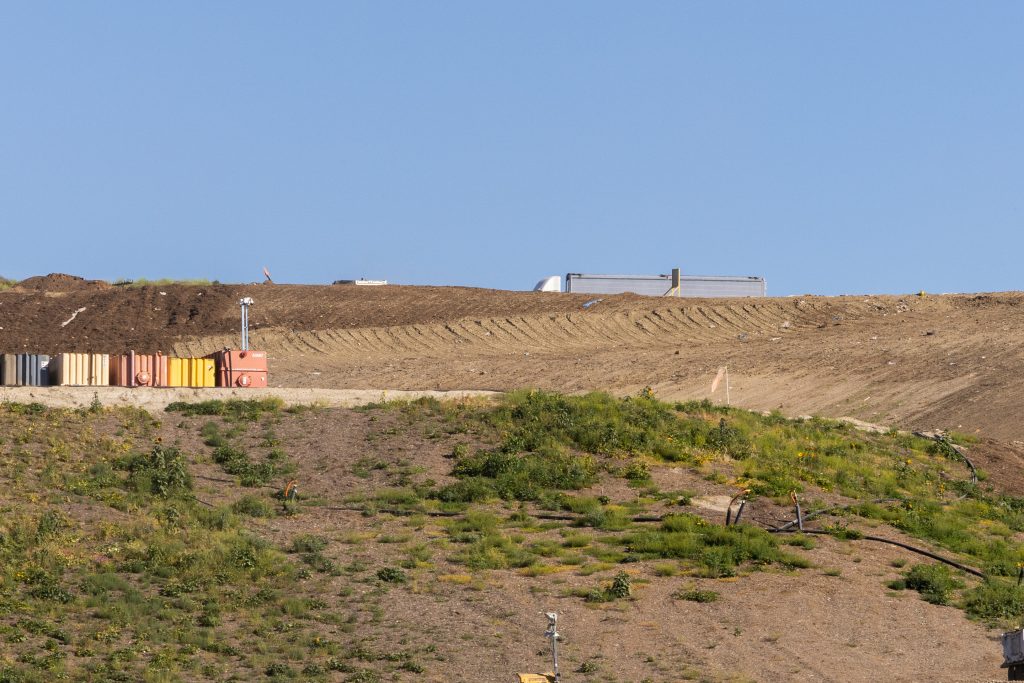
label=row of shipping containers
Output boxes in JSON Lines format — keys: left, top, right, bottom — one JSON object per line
{"left": 0, "top": 350, "right": 268, "bottom": 388}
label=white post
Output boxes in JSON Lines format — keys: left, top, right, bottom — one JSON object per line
{"left": 725, "top": 366, "right": 730, "bottom": 406}
{"left": 239, "top": 297, "right": 254, "bottom": 350}
{"left": 545, "top": 612, "right": 560, "bottom": 682}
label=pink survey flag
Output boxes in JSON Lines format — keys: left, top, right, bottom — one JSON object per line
{"left": 711, "top": 366, "right": 727, "bottom": 393}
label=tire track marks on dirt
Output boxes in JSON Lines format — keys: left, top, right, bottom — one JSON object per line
{"left": 173, "top": 300, "right": 833, "bottom": 362}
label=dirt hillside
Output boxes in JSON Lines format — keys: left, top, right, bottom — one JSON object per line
{"left": 1, "top": 277, "right": 1022, "bottom": 682}
{"left": 2, "top": 278, "right": 1023, "bottom": 439}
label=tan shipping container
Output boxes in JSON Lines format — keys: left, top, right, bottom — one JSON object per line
{"left": 50, "top": 353, "right": 110, "bottom": 386}
{"left": 0, "top": 354, "right": 15, "bottom": 386}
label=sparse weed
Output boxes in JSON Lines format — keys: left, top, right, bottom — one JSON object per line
{"left": 674, "top": 588, "right": 720, "bottom": 603}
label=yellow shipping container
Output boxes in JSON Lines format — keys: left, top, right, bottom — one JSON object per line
{"left": 168, "top": 357, "right": 216, "bottom": 388}
{"left": 167, "top": 358, "right": 184, "bottom": 387}
{"left": 192, "top": 358, "right": 215, "bottom": 387}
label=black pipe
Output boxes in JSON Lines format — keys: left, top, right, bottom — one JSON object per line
{"left": 770, "top": 528, "right": 985, "bottom": 579}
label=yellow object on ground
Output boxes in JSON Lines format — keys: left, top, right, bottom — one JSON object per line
{"left": 517, "top": 675, "right": 555, "bottom": 683}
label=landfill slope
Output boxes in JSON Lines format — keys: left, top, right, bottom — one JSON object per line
{"left": 2, "top": 275, "right": 1023, "bottom": 439}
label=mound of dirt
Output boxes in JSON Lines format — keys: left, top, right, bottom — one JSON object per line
{"left": 0, "top": 281, "right": 622, "bottom": 353}
{"left": 15, "top": 273, "right": 110, "bottom": 292}
{"left": 3, "top": 280, "right": 1024, "bottom": 441}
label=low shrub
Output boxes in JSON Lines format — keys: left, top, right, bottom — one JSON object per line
{"left": 232, "top": 495, "right": 275, "bottom": 518}
{"left": 585, "top": 571, "right": 632, "bottom": 602}
{"left": 783, "top": 534, "right": 816, "bottom": 549}
{"left": 888, "top": 563, "right": 964, "bottom": 605}
{"left": 289, "top": 535, "right": 329, "bottom": 554}
{"left": 675, "top": 588, "right": 719, "bottom": 603}
{"left": 376, "top": 567, "right": 407, "bottom": 583}
{"left": 212, "top": 444, "right": 291, "bottom": 487}
{"left": 963, "top": 579, "right": 1024, "bottom": 623}
{"left": 118, "top": 445, "right": 192, "bottom": 497}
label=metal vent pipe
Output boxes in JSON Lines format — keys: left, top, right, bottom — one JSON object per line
{"left": 239, "top": 297, "right": 254, "bottom": 350}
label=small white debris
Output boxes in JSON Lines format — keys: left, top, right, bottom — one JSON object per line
{"left": 159, "top": 291, "right": 166, "bottom": 296}
{"left": 60, "top": 307, "right": 87, "bottom": 327}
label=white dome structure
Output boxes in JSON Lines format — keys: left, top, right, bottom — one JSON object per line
{"left": 533, "top": 275, "right": 562, "bottom": 292}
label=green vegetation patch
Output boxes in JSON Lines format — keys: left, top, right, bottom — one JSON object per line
{"left": 674, "top": 588, "right": 720, "bottom": 603}
{"left": 212, "top": 444, "right": 294, "bottom": 487}
{"left": 166, "top": 397, "right": 284, "bottom": 422}
{"left": 583, "top": 571, "right": 633, "bottom": 603}
{"left": 118, "top": 445, "right": 192, "bottom": 497}
{"left": 626, "top": 514, "right": 807, "bottom": 577}
{"left": 887, "top": 563, "right": 965, "bottom": 605}
{"left": 0, "top": 403, "right": 410, "bottom": 682}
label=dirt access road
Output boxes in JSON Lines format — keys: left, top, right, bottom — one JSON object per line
{"left": 2, "top": 274, "right": 1023, "bottom": 440}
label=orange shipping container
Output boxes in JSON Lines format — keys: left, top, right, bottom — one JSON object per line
{"left": 211, "top": 349, "right": 268, "bottom": 388}
{"left": 110, "top": 351, "right": 168, "bottom": 387}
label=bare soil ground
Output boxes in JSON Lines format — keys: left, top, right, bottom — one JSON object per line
{"left": 171, "top": 406, "right": 1001, "bottom": 682}
{"left": 3, "top": 275, "right": 1021, "bottom": 440}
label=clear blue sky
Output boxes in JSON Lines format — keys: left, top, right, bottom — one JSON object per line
{"left": 2, "top": 3, "right": 1021, "bottom": 295}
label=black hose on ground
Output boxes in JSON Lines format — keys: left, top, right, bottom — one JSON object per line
{"left": 772, "top": 498, "right": 900, "bottom": 532}
{"left": 769, "top": 527, "right": 986, "bottom": 579}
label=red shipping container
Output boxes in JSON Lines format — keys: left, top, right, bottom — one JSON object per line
{"left": 211, "top": 349, "right": 268, "bottom": 388}
{"left": 110, "top": 351, "right": 168, "bottom": 387}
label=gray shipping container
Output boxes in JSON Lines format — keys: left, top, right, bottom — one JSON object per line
{"left": 0, "top": 354, "right": 16, "bottom": 386}
{"left": 15, "top": 354, "right": 50, "bottom": 386}
{"left": 565, "top": 273, "right": 765, "bottom": 298}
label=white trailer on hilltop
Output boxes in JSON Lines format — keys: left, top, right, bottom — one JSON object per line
{"left": 561, "top": 269, "right": 765, "bottom": 297}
